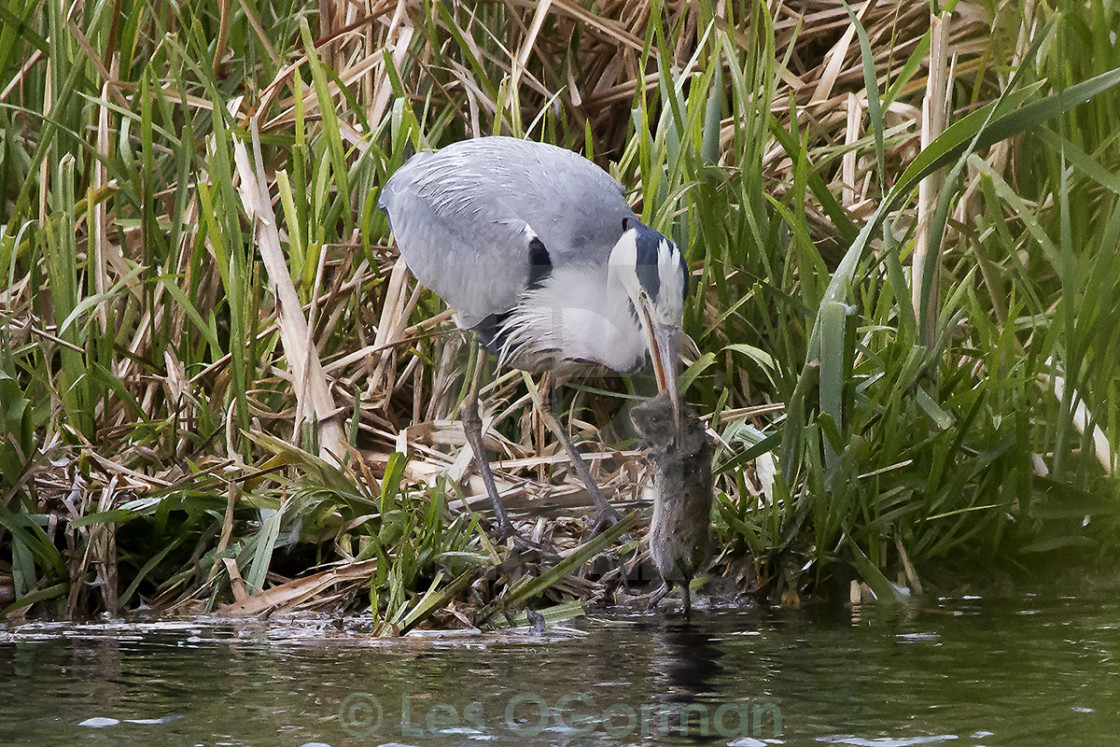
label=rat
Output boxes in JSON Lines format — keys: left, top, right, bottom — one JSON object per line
{"left": 630, "top": 390, "right": 713, "bottom": 618}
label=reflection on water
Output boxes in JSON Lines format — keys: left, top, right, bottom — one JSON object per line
{"left": 1, "top": 595, "right": 1119, "bottom": 745}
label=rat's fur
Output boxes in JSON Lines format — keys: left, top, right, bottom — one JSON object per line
{"left": 630, "top": 391, "right": 713, "bottom": 617}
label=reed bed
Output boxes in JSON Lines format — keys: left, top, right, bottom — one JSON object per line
{"left": 2, "top": 0, "right": 1119, "bottom": 626}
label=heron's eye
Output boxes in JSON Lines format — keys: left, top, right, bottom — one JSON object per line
{"left": 639, "top": 289, "right": 649, "bottom": 303}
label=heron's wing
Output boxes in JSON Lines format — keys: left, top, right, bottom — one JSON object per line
{"left": 380, "top": 166, "right": 534, "bottom": 328}
{"left": 379, "top": 137, "right": 634, "bottom": 328}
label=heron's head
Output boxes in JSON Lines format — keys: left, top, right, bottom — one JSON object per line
{"left": 609, "top": 218, "right": 688, "bottom": 423}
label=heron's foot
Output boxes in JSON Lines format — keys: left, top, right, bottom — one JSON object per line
{"left": 490, "top": 517, "right": 522, "bottom": 542}
{"left": 589, "top": 503, "right": 622, "bottom": 535}
{"left": 487, "top": 520, "right": 564, "bottom": 563}
{"left": 647, "top": 580, "right": 672, "bottom": 611}
{"left": 526, "top": 609, "right": 547, "bottom": 635}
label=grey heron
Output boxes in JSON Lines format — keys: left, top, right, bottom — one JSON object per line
{"left": 379, "top": 136, "right": 687, "bottom": 538}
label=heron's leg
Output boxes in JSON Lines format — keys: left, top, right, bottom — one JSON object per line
{"left": 461, "top": 339, "right": 517, "bottom": 539}
{"left": 682, "top": 583, "right": 692, "bottom": 621}
{"left": 535, "top": 373, "right": 621, "bottom": 532}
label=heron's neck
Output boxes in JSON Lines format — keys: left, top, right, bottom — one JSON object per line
{"left": 496, "top": 266, "right": 644, "bottom": 373}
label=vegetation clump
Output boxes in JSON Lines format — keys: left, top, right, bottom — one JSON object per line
{"left": 2, "top": 0, "right": 1119, "bottom": 626}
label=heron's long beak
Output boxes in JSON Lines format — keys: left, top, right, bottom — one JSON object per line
{"left": 639, "top": 302, "right": 682, "bottom": 433}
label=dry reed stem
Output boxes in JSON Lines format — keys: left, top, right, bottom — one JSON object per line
{"left": 233, "top": 125, "right": 348, "bottom": 464}
{"left": 1046, "top": 367, "right": 1115, "bottom": 475}
{"left": 218, "top": 558, "right": 379, "bottom": 616}
{"left": 913, "top": 9, "right": 953, "bottom": 344}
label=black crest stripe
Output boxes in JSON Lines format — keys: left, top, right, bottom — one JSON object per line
{"left": 527, "top": 237, "right": 552, "bottom": 290}
{"left": 634, "top": 238, "right": 661, "bottom": 298}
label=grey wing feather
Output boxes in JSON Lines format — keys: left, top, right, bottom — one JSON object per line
{"left": 379, "top": 137, "right": 635, "bottom": 328}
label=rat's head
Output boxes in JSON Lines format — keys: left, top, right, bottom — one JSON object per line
{"left": 631, "top": 390, "right": 681, "bottom": 450}
{"left": 631, "top": 391, "right": 709, "bottom": 456}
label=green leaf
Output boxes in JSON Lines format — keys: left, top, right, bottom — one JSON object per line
{"left": 916, "top": 387, "right": 953, "bottom": 430}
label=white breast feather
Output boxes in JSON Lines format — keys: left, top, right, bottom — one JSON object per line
{"left": 496, "top": 266, "right": 645, "bottom": 373}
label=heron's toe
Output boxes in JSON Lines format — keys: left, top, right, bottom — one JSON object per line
{"left": 488, "top": 521, "right": 564, "bottom": 563}
{"left": 589, "top": 505, "right": 622, "bottom": 535}
{"left": 491, "top": 518, "right": 522, "bottom": 542}
{"left": 647, "top": 581, "right": 672, "bottom": 611}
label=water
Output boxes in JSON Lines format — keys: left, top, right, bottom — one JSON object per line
{"left": 2, "top": 594, "right": 1118, "bottom": 745}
